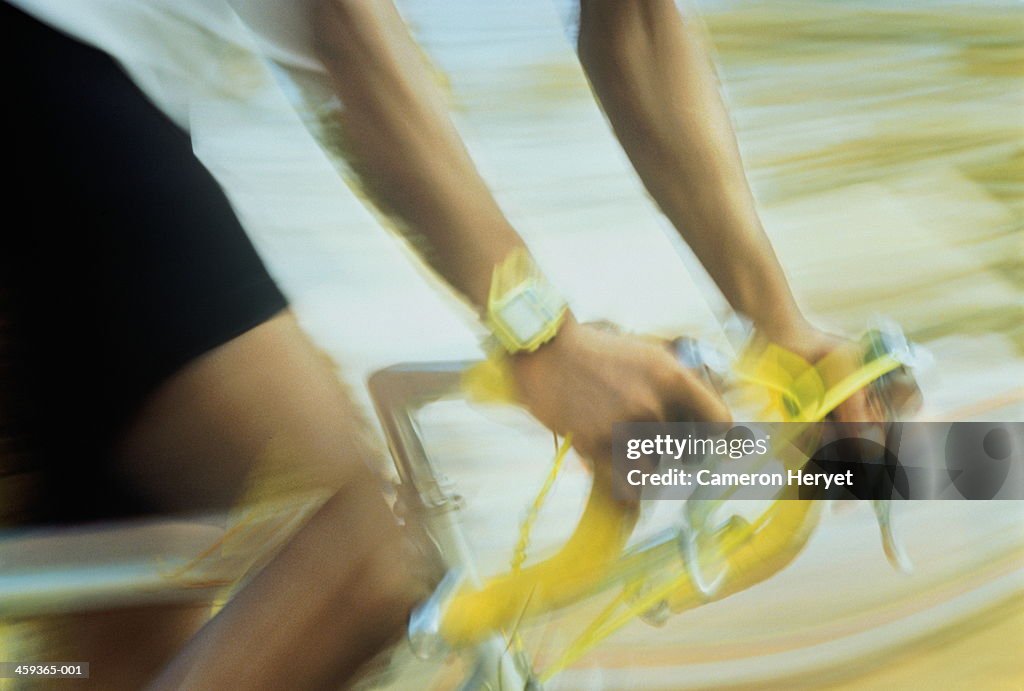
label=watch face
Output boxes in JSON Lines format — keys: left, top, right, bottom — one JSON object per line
{"left": 500, "top": 288, "right": 550, "bottom": 345}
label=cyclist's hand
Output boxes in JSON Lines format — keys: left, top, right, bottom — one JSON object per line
{"left": 772, "top": 324, "right": 881, "bottom": 423}
{"left": 508, "top": 320, "right": 732, "bottom": 466}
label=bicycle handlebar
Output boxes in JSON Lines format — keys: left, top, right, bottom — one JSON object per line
{"left": 390, "top": 326, "right": 922, "bottom": 665}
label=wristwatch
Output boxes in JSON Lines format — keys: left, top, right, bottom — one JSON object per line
{"left": 484, "top": 248, "right": 568, "bottom": 354}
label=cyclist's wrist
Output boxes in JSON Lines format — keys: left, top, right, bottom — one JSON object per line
{"left": 722, "top": 248, "right": 808, "bottom": 344}
{"left": 509, "top": 314, "right": 580, "bottom": 369}
{"left": 754, "top": 310, "right": 815, "bottom": 347}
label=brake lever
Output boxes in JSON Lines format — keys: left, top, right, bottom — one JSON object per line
{"left": 873, "top": 498, "right": 913, "bottom": 573}
{"left": 862, "top": 321, "right": 923, "bottom": 574}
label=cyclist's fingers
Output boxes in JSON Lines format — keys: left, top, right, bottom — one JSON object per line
{"left": 830, "top": 390, "right": 890, "bottom": 470}
{"left": 832, "top": 388, "right": 881, "bottom": 424}
{"left": 663, "top": 366, "right": 732, "bottom": 423}
{"left": 571, "top": 438, "right": 598, "bottom": 472}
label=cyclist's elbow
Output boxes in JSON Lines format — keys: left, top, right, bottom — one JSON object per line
{"left": 578, "top": 0, "right": 691, "bottom": 67}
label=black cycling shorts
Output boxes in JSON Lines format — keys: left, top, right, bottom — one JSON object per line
{"left": 1, "top": 3, "right": 289, "bottom": 524}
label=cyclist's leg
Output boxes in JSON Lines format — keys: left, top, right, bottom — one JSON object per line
{"left": 3, "top": 5, "right": 428, "bottom": 686}
{"left": 16, "top": 605, "right": 213, "bottom": 690}
{"left": 41, "top": 312, "right": 429, "bottom": 690}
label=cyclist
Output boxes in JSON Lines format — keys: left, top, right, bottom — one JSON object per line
{"left": 2, "top": 0, "right": 872, "bottom": 688}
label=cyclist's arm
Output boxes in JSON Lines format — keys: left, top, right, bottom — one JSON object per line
{"left": 575, "top": 0, "right": 809, "bottom": 343}
{"left": 309, "top": 0, "right": 731, "bottom": 436}
{"left": 312, "top": 0, "right": 521, "bottom": 309}
{"left": 575, "top": 0, "right": 874, "bottom": 422}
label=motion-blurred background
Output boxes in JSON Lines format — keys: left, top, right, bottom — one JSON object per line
{"left": 2, "top": 1, "right": 1022, "bottom": 688}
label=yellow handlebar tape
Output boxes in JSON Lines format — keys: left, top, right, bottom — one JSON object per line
{"left": 448, "top": 341, "right": 901, "bottom": 665}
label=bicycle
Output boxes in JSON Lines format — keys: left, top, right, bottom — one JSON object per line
{"left": 368, "top": 323, "right": 927, "bottom": 690}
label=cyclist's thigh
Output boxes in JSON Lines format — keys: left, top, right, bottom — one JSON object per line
{"left": 12, "top": 314, "right": 387, "bottom": 690}
{"left": 111, "top": 310, "right": 382, "bottom": 513}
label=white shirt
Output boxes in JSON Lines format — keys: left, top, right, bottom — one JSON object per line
{"left": 6, "top": 0, "right": 582, "bottom": 211}
{"left": 8, "top": 0, "right": 582, "bottom": 121}
{"left": 7, "top": 0, "right": 328, "bottom": 130}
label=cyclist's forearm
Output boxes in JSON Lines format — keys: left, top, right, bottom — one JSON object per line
{"left": 313, "top": 0, "right": 523, "bottom": 309}
{"left": 577, "top": 0, "right": 807, "bottom": 339}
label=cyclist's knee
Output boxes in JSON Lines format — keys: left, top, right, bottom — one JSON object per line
{"left": 356, "top": 528, "right": 433, "bottom": 637}
{"left": 317, "top": 478, "right": 437, "bottom": 644}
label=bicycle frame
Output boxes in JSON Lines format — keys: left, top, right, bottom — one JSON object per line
{"left": 368, "top": 362, "right": 535, "bottom": 688}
